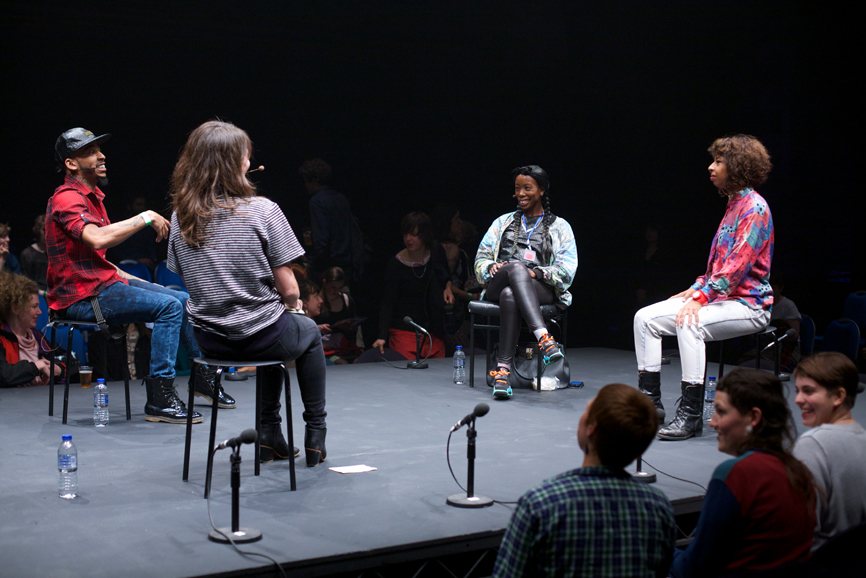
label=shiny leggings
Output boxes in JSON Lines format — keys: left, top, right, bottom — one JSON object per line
{"left": 485, "top": 262, "right": 555, "bottom": 365}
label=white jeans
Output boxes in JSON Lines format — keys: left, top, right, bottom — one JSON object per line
{"left": 634, "top": 298, "right": 771, "bottom": 384}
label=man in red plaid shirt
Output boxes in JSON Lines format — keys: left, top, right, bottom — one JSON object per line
{"left": 46, "top": 127, "right": 236, "bottom": 423}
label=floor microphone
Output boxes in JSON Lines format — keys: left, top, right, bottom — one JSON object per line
{"left": 450, "top": 403, "right": 490, "bottom": 432}
{"left": 216, "top": 428, "right": 258, "bottom": 450}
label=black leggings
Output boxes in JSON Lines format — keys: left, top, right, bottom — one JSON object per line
{"left": 485, "top": 262, "right": 555, "bottom": 365}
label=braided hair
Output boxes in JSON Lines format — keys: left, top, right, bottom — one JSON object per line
{"left": 509, "top": 165, "right": 556, "bottom": 263}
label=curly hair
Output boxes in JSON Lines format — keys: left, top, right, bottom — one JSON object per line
{"left": 0, "top": 271, "right": 40, "bottom": 321}
{"left": 170, "top": 121, "right": 256, "bottom": 248}
{"left": 507, "top": 165, "right": 557, "bottom": 263}
{"left": 717, "top": 368, "right": 814, "bottom": 507}
{"left": 793, "top": 352, "right": 860, "bottom": 409}
{"left": 708, "top": 134, "right": 773, "bottom": 196}
{"left": 299, "top": 159, "right": 332, "bottom": 185}
{"left": 587, "top": 383, "right": 658, "bottom": 469}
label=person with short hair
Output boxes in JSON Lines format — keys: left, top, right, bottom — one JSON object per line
{"left": 372, "top": 212, "right": 451, "bottom": 360}
{"left": 19, "top": 214, "right": 49, "bottom": 292}
{"left": 0, "top": 223, "right": 22, "bottom": 274}
{"left": 299, "top": 158, "right": 355, "bottom": 276}
{"left": 46, "top": 127, "right": 227, "bottom": 425}
{"left": 670, "top": 368, "right": 816, "bottom": 577}
{"left": 634, "top": 135, "right": 775, "bottom": 440}
{"left": 793, "top": 352, "right": 866, "bottom": 548}
{"left": 493, "top": 383, "right": 676, "bottom": 578}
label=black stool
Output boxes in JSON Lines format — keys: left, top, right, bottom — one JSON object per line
{"left": 46, "top": 319, "right": 131, "bottom": 425}
{"left": 467, "top": 300, "right": 568, "bottom": 388}
{"left": 716, "top": 325, "right": 780, "bottom": 379}
{"left": 182, "top": 358, "right": 296, "bottom": 498}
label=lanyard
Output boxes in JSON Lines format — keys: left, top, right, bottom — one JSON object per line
{"left": 521, "top": 212, "right": 544, "bottom": 244}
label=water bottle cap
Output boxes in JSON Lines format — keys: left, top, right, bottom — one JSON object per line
{"left": 229, "top": 367, "right": 236, "bottom": 373}
{"left": 97, "top": 378, "right": 105, "bottom": 383}
{"left": 709, "top": 376, "right": 716, "bottom": 380}
{"left": 62, "top": 434, "right": 72, "bottom": 440}
{"left": 456, "top": 345, "right": 462, "bottom": 350}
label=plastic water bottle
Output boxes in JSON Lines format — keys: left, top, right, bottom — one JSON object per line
{"left": 94, "top": 378, "right": 109, "bottom": 427}
{"left": 703, "top": 376, "right": 717, "bottom": 422}
{"left": 453, "top": 346, "right": 466, "bottom": 385}
{"left": 58, "top": 434, "right": 78, "bottom": 499}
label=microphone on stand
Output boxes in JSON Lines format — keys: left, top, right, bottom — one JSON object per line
{"left": 450, "top": 403, "right": 490, "bottom": 432}
{"left": 216, "top": 428, "right": 258, "bottom": 451}
{"left": 761, "top": 328, "right": 797, "bottom": 353}
{"left": 403, "top": 316, "right": 431, "bottom": 369}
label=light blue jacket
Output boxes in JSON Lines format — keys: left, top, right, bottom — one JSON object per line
{"left": 474, "top": 212, "right": 578, "bottom": 306}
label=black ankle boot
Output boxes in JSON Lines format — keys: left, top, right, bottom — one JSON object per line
{"left": 638, "top": 371, "right": 665, "bottom": 422}
{"left": 305, "top": 427, "right": 327, "bottom": 467}
{"left": 144, "top": 376, "right": 203, "bottom": 424}
{"left": 657, "top": 382, "right": 704, "bottom": 441}
{"left": 259, "top": 423, "right": 299, "bottom": 462}
{"left": 188, "top": 363, "right": 236, "bottom": 409}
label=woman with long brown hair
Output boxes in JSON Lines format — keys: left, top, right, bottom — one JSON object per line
{"left": 670, "top": 368, "right": 815, "bottom": 576}
{"left": 168, "top": 120, "right": 327, "bottom": 467}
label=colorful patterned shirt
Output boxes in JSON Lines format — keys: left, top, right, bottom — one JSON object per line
{"left": 691, "top": 188, "right": 773, "bottom": 310}
{"left": 475, "top": 213, "right": 578, "bottom": 306}
{"left": 46, "top": 175, "right": 125, "bottom": 310}
{"left": 493, "top": 466, "right": 676, "bottom": 578}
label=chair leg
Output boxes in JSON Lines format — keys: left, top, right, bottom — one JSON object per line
{"left": 49, "top": 324, "right": 57, "bottom": 417}
{"left": 124, "top": 377, "right": 131, "bottom": 420}
{"left": 62, "top": 326, "right": 74, "bottom": 425}
{"left": 718, "top": 339, "right": 726, "bottom": 379}
{"left": 183, "top": 367, "right": 199, "bottom": 482}
{"left": 204, "top": 372, "right": 221, "bottom": 499}
{"left": 469, "top": 311, "right": 476, "bottom": 388}
{"left": 281, "top": 364, "right": 296, "bottom": 492}
{"left": 254, "top": 372, "right": 261, "bottom": 477}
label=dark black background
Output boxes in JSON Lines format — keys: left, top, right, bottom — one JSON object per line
{"left": 3, "top": 1, "right": 858, "bottom": 347}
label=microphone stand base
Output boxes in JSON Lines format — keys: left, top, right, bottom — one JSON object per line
{"left": 631, "top": 470, "right": 657, "bottom": 484}
{"left": 447, "top": 493, "right": 494, "bottom": 508}
{"left": 209, "top": 527, "right": 262, "bottom": 544}
{"left": 407, "top": 361, "right": 428, "bottom": 369}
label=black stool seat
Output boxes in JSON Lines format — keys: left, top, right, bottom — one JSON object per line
{"left": 46, "top": 318, "right": 131, "bottom": 425}
{"left": 467, "top": 300, "right": 568, "bottom": 388}
{"left": 183, "top": 357, "right": 296, "bottom": 498}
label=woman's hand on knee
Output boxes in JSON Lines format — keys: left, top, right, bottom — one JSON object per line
{"left": 676, "top": 300, "right": 702, "bottom": 328}
{"left": 372, "top": 339, "right": 386, "bottom": 354}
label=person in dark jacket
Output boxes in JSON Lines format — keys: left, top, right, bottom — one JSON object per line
{"left": 1, "top": 271, "right": 63, "bottom": 387}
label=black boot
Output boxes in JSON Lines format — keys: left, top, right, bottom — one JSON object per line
{"left": 638, "top": 371, "right": 665, "bottom": 422}
{"left": 144, "top": 376, "right": 203, "bottom": 424}
{"left": 259, "top": 422, "right": 300, "bottom": 462}
{"left": 657, "top": 382, "right": 704, "bottom": 441}
{"left": 305, "top": 427, "right": 327, "bottom": 467}
{"left": 188, "top": 363, "right": 236, "bottom": 409}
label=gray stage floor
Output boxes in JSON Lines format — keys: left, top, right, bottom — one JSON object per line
{"left": 0, "top": 348, "right": 841, "bottom": 578}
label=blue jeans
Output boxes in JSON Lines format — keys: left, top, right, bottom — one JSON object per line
{"left": 65, "top": 279, "right": 201, "bottom": 379}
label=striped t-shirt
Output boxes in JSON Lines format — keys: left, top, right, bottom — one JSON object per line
{"left": 167, "top": 197, "right": 304, "bottom": 339}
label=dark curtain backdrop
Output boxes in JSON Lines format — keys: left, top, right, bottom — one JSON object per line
{"left": 3, "top": 1, "right": 857, "bottom": 346}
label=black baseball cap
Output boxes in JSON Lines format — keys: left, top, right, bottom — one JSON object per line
{"left": 54, "top": 127, "right": 111, "bottom": 171}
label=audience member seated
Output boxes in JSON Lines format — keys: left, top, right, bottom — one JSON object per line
{"left": 475, "top": 165, "right": 577, "bottom": 400}
{"left": 300, "top": 278, "right": 361, "bottom": 365}
{"left": 0, "top": 271, "right": 63, "bottom": 387}
{"left": 493, "top": 383, "right": 675, "bottom": 578}
{"left": 19, "top": 214, "right": 49, "bottom": 293}
{"left": 432, "top": 205, "right": 476, "bottom": 347}
{"left": 372, "top": 212, "right": 450, "bottom": 360}
{"left": 670, "top": 368, "right": 816, "bottom": 577}
{"left": 1, "top": 222, "right": 22, "bottom": 274}
{"left": 793, "top": 352, "right": 866, "bottom": 549}
{"left": 767, "top": 271, "right": 802, "bottom": 371}
{"left": 314, "top": 266, "right": 365, "bottom": 347}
